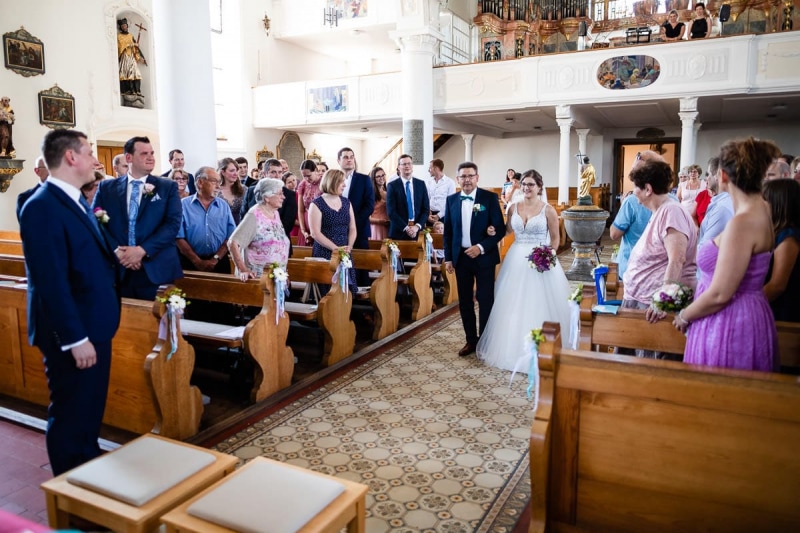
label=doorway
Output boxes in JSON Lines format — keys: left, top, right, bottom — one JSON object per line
{"left": 611, "top": 137, "right": 680, "bottom": 216}
{"left": 96, "top": 144, "right": 124, "bottom": 177}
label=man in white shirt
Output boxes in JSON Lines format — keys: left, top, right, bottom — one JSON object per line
{"left": 426, "top": 158, "right": 455, "bottom": 226}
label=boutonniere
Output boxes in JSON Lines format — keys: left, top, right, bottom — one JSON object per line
{"left": 472, "top": 203, "right": 485, "bottom": 214}
{"left": 142, "top": 183, "right": 155, "bottom": 196}
{"left": 93, "top": 207, "right": 110, "bottom": 224}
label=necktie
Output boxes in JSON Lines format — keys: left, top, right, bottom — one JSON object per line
{"left": 405, "top": 180, "right": 414, "bottom": 220}
{"left": 128, "top": 180, "right": 141, "bottom": 246}
{"left": 79, "top": 196, "right": 100, "bottom": 234}
{"left": 461, "top": 195, "right": 474, "bottom": 202}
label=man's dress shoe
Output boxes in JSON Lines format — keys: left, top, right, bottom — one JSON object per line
{"left": 458, "top": 343, "right": 476, "bottom": 357}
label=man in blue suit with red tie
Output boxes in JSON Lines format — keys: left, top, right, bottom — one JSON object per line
{"left": 386, "top": 153, "right": 430, "bottom": 240}
{"left": 94, "top": 136, "right": 183, "bottom": 300}
{"left": 19, "top": 129, "right": 121, "bottom": 475}
{"left": 443, "top": 162, "right": 506, "bottom": 357}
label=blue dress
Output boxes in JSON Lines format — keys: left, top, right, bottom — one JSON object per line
{"left": 312, "top": 195, "right": 357, "bottom": 293}
{"left": 767, "top": 227, "right": 800, "bottom": 322}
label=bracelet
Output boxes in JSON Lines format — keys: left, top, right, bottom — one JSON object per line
{"left": 678, "top": 309, "right": 690, "bottom": 325}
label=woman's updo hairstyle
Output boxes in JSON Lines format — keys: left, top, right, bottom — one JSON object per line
{"left": 718, "top": 137, "right": 780, "bottom": 194}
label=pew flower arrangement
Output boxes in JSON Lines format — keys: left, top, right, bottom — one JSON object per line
{"left": 421, "top": 228, "right": 433, "bottom": 265}
{"left": 568, "top": 284, "right": 583, "bottom": 303}
{"left": 156, "top": 288, "right": 189, "bottom": 360}
{"left": 268, "top": 262, "right": 290, "bottom": 324}
{"left": 651, "top": 282, "right": 694, "bottom": 313}
{"left": 527, "top": 244, "right": 557, "bottom": 272}
{"left": 335, "top": 248, "right": 353, "bottom": 300}
{"left": 384, "top": 240, "right": 400, "bottom": 281}
{"left": 567, "top": 284, "right": 583, "bottom": 351}
{"left": 93, "top": 207, "right": 110, "bottom": 224}
{"left": 512, "top": 327, "right": 546, "bottom": 414}
{"left": 610, "top": 244, "right": 620, "bottom": 263}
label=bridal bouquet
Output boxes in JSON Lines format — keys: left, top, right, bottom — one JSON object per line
{"left": 527, "top": 244, "right": 556, "bottom": 272}
{"left": 651, "top": 282, "right": 694, "bottom": 313}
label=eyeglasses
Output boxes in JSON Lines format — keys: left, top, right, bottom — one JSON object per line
{"left": 375, "top": 174, "right": 386, "bottom": 179}
{"left": 458, "top": 174, "right": 477, "bottom": 180}
{"left": 174, "top": 177, "right": 188, "bottom": 181}
{"left": 635, "top": 152, "right": 642, "bottom": 162}
{"left": 521, "top": 183, "right": 537, "bottom": 188}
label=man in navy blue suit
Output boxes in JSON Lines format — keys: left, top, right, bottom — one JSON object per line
{"left": 94, "top": 136, "right": 183, "bottom": 300}
{"left": 19, "top": 129, "right": 121, "bottom": 475}
{"left": 386, "top": 153, "right": 430, "bottom": 240}
{"left": 443, "top": 162, "right": 506, "bottom": 357}
{"left": 339, "top": 147, "right": 375, "bottom": 286}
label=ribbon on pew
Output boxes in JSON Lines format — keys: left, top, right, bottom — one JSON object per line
{"left": 333, "top": 252, "right": 353, "bottom": 302}
{"left": 424, "top": 233, "right": 434, "bottom": 273}
{"left": 158, "top": 306, "right": 183, "bottom": 361}
{"left": 568, "top": 300, "right": 580, "bottom": 350}
{"left": 511, "top": 334, "right": 541, "bottom": 414}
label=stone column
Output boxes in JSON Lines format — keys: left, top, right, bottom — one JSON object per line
{"left": 462, "top": 134, "right": 475, "bottom": 163}
{"left": 679, "top": 97, "right": 700, "bottom": 172}
{"left": 556, "top": 105, "right": 574, "bottom": 205}
{"left": 153, "top": 0, "right": 217, "bottom": 169}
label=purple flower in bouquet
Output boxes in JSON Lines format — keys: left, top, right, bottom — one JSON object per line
{"left": 527, "top": 244, "right": 557, "bottom": 272}
{"left": 651, "top": 282, "right": 694, "bottom": 313}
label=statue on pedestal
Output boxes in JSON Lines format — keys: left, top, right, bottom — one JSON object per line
{"left": 578, "top": 156, "right": 595, "bottom": 205}
{"left": 0, "top": 96, "right": 15, "bottom": 159}
{"left": 117, "top": 18, "right": 147, "bottom": 108}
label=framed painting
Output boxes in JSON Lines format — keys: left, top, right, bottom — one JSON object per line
{"left": 38, "top": 86, "right": 75, "bottom": 129}
{"left": 3, "top": 27, "right": 44, "bottom": 77}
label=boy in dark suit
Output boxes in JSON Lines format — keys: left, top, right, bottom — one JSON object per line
{"left": 443, "top": 162, "right": 506, "bottom": 356}
{"left": 94, "top": 136, "right": 183, "bottom": 300}
{"left": 19, "top": 129, "right": 121, "bottom": 475}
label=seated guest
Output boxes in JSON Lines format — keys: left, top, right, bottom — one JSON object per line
{"left": 623, "top": 159, "right": 697, "bottom": 360}
{"left": 218, "top": 157, "right": 245, "bottom": 225}
{"left": 80, "top": 170, "right": 105, "bottom": 206}
{"left": 687, "top": 2, "right": 712, "bottom": 39}
{"left": 661, "top": 9, "right": 686, "bottom": 41}
{"left": 369, "top": 167, "right": 389, "bottom": 240}
{"left": 169, "top": 168, "right": 191, "bottom": 199}
{"left": 763, "top": 179, "right": 800, "bottom": 322}
{"left": 229, "top": 178, "right": 290, "bottom": 281}
{"left": 674, "top": 138, "right": 780, "bottom": 371}
{"left": 176, "top": 166, "right": 235, "bottom": 273}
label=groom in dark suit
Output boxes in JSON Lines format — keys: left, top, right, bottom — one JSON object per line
{"left": 443, "top": 162, "right": 506, "bottom": 356}
{"left": 386, "top": 153, "right": 430, "bottom": 240}
{"left": 94, "top": 136, "right": 183, "bottom": 300}
{"left": 19, "top": 129, "right": 121, "bottom": 475}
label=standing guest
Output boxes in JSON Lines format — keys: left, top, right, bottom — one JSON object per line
{"left": 623, "top": 160, "right": 697, "bottom": 359}
{"left": 386, "top": 154, "right": 430, "bottom": 240}
{"left": 282, "top": 171, "right": 300, "bottom": 239}
{"left": 688, "top": 2, "right": 712, "bottom": 39}
{"left": 160, "top": 148, "right": 196, "bottom": 195}
{"left": 278, "top": 159, "right": 289, "bottom": 173}
{"left": 169, "top": 169, "right": 191, "bottom": 199}
{"left": 763, "top": 179, "right": 800, "bottom": 322}
{"left": 235, "top": 156, "right": 249, "bottom": 184}
{"left": 282, "top": 171, "right": 298, "bottom": 191}
{"left": 80, "top": 170, "right": 105, "bottom": 206}
{"left": 779, "top": 154, "right": 794, "bottom": 166}
{"left": 503, "top": 172, "right": 522, "bottom": 207}
{"left": 426, "top": 158, "right": 456, "bottom": 225}
{"left": 369, "top": 167, "right": 390, "bottom": 240}
{"left": 793, "top": 158, "right": 800, "bottom": 183}
{"left": 765, "top": 159, "right": 791, "bottom": 181}
{"left": 661, "top": 9, "right": 686, "bottom": 40}
{"left": 240, "top": 158, "right": 282, "bottom": 220}
{"left": 477, "top": 169, "right": 570, "bottom": 369}
{"left": 112, "top": 153, "right": 129, "bottom": 178}
{"left": 338, "top": 147, "right": 375, "bottom": 253}
{"left": 218, "top": 157, "right": 245, "bottom": 225}
{"left": 317, "top": 161, "right": 329, "bottom": 174}
{"left": 501, "top": 168, "right": 515, "bottom": 198}
{"left": 694, "top": 158, "right": 719, "bottom": 226}
{"left": 94, "top": 136, "right": 183, "bottom": 300}
{"left": 249, "top": 168, "right": 260, "bottom": 182}
{"left": 20, "top": 129, "right": 120, "bottom": 475}
{"left": 675, "top": 138, "right": 780, "bottom": 372}
{"left": 16, "top": 155, "right": 50, "bottom": 222}
{"left": 444, "top": 162, "right": 506, "bottom": 357}
{"left": 308, "top": 169, "right": 358, "bottom": 293}
{"left": 229, "top": 178, "right": 290, "bottom": 280}
{"left": 697, "top": 157, "right": 735, "bottom": 249}
{"left": 297, "top": 159, "right": 323, "bottom": 246}
{"left": 176, "top": 166, "right": 235, "bottom": 273}
{"left": 677, "top": 164, "right": 705, "bottom": 218}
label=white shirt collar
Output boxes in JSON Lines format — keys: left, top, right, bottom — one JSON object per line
{"left": 47, "top": 176, "right": 83, "bottom": 208}
{"left": 127, "top": 174, "right": 148, "bottom": 184}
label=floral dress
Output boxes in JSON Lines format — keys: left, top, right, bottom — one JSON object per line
{"left": 312, "top": 196, "right": 357, "bottom": 293}
{"left": 296, "top": 179, "right": 322, "bottom": 246}
{"left": 230, "top": 206, "right": 290, "bottom": 277}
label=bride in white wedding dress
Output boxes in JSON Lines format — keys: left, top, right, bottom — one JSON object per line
{"left": 477, "top": 169, "right": 572, "bottom": 372}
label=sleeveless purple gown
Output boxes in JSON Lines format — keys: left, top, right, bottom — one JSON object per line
{"left": 684, "top": 242, "right": 779, "bottom": 372}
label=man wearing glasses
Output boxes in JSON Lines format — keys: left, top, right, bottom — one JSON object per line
{"left": 443, "top": 162, "right": 506, "bottom": 357}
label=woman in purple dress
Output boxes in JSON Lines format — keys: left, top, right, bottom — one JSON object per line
{"left": 674, "top": 138, "right": 780, "bottom": 372}
{"left": 308, "top": 169, "right": 357, "bottom": 293}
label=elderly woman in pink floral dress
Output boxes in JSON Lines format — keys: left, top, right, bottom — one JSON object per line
{"left": 229, "top": 178, "right": 290, "bottom": 281}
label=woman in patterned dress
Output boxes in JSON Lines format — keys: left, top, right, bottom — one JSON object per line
{"left": 308, "top": 169, "right": 357, "bottom": 292}
{"left": 296, "top": 159, "right": 323, "bottom": 246}
{"left": 228, "top": 178, "right": 290, "bottom": 281}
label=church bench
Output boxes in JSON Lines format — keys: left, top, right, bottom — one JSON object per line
{"left": 429, "top": 232, "right": 457, "bottom": 305}
{"left": 368, "top": 235, "right": 433, "bottom": 321}
{"left": 0, "top": 253, "right": 26, "bottom": 276}
{"left": 0, "top": 238, "right": 23, "bottom": 255}
{"left": 530, "top": 322, "right": 800, "bottom": 533}
{"left": 0, "top": 282, "right": 200, "bottom": 437}
{"left": 291, "top": 244, "right": 399, "bottom": 340}
{"left": 0, "top": 229, "right": 21, "bottom": 240}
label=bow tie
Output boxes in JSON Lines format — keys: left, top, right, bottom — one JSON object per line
{"left": 460, "top": 195, "right": 474, "bottom": 202}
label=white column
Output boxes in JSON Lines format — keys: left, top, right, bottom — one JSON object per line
{"left": 462, "top": 134, "right": 475, "bottom": 163}
{"left": 153, "top": 0, "right": 217, "bottom": 170}
{"left": 679, "top": 97, "right": 700, "bottom": 171}
{"left": 394, "top": 31, "right": 440, "bottom": 176}
{"left": 556, "top": 105, "right": 574, "bottom": 205}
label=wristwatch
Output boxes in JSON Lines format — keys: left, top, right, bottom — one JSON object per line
{"left": 213, "top": 254, "right": 220, "bottom": 261}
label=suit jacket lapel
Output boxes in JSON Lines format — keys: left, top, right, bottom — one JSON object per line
{"left": 136, "top": 175, "right": 156, "bottom": 220}
{"left": 45, "top": 183, "right": 114, "bottom": 258}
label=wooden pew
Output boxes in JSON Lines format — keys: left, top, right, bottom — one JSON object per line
{"left": 429, "top": 233, "right": 457, "bottom": 305}
{"left": 0, "top": 230, "right": 21, "bottom": 240}
{"left": 368, "top": 235, "right": 433, "bottom": 321}
{"left": 290, "top": 245, "right": 400, "bottom": 340}
{"left": 0, "top": 253, "right": 26, "bottom": 277}
{"left": 0, "top": 282, "right": 199, "bottom": 437}
{"left": 0, "top": 239, "right": 23, "bottom": 255}
{"left": 530, "top": 323, "right": 800, "bottom": 533}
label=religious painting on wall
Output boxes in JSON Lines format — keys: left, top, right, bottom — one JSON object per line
{"left": 597, "top": 55, "right": 661, "bottom": 90}
{"left": 3, "top": 27, "right": 44, "bottom": 77}
{"left": 38, "top": 85, "right": 75, "bottom": 129}
{"left": 327, "top": 0, "right": 368, "bottom": 19}
{"left": 308, "top": 85, "right": 348, "bottom": 114}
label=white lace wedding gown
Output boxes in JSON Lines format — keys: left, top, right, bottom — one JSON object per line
{"left": 476, "top": 207, "right": 572, "bottom": 373}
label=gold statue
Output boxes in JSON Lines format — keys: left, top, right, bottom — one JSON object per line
{"left": 0, "top": 96, "right": 15, "bottom": 159}
{"left": 578, "top": 156, "right": 595, "bottom": 201}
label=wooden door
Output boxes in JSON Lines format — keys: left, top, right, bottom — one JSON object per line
{"left": 96, "top": 145, "right": 124, "bottom": 176}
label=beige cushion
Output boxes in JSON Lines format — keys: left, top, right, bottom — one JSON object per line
{"left": 187, "top": 461, "right": 345, "bottom": 533}
{"left": 67, "top": 436, "right": 216, "bottom": 507}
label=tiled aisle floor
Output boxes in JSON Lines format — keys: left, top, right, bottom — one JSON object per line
{"left": 0, "top": 419, "right": 51, "bottom": 525}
